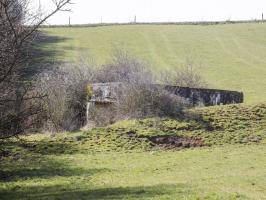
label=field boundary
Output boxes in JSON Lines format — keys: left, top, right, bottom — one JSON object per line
{"left": 41, "top": 20, "right": 266, "bottom": 28}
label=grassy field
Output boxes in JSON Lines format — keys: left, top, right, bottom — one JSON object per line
{"left": 1, "top": 23, "right": 266, "bottom": 200}
{"left": 1, "top": 103, "right": 266, "bottom": 200}
{"left": 0, "top": 143, "right": 265, "bottom": 200}
{"left": 41, "top": 23, "right": 266, "bottom": 103}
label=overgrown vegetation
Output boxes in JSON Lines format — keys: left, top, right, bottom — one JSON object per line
{"left": 24, "top": 102, "right": 265, "bottom": 153}
{"left": 38, "top": 50, "right": 196, "bottom": 131}
{"left": 107, "top": 103, "right": 266, "bottom": 147}
{"left": 37, "top": 62, "right": 93, "bottom": 132}
{"left": 0, "top": 0, "right": 72, "bottom": 139}
{"left": 1, "top": 103, "right": 264, "bottom": 157}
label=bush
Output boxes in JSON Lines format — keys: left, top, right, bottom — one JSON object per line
{"left": 161, "top": 57, "right": 207, "bottom": 88}
{"left": 37, "top": 50, "right": 206, "bottom": 131}
{"left": 114, "top": 84, "right": 188, "bottom": 120}
{"left": 90, "top": 50, "right": 189, "bottom": 124}
{"left": 37, "top": 61, "right": 94, "bottom": 132}
{"left": 94, "top": 49, "right": 153, "bottom": 84}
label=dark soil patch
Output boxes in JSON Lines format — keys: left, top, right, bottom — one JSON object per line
{"left": 125, "top": 130, "right": 204, "bottom": 149}
{"left": 0, "top": 149, "right": 10, "bottom": 159}
{"left": 148, "top": 136, "right": 203, "bottom": 149}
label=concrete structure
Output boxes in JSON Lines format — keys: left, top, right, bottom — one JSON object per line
{"left": 86, "top": 82, "right": 244, "bottom": 124}
{"left": 88, "top": 82, "right": 243, "bottom": 105}
{"left": 164, "top": 85, "right": 243, "bottom": 106}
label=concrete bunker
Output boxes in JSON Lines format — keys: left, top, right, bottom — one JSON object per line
{"left": 86, "top": 82, "right": 244, "bottom": 125}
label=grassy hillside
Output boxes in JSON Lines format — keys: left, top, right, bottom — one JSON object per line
{"left": 1, "top": 144, "right": 265, "bottom": 200}
{"left": 41, "top": 23, "right": 266, "bottom": 103}
{"left": 1, "top": 103, "right": 266, "bottom": 199}
{"left": 108, "top": 103, "right": 266, "bottom": 147}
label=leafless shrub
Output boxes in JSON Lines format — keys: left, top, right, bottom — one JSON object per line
{"left": 89, "top": 50, "right": 189, "bottom": 124}
{"left": 114, "top": 84, "right": 188, "bottom": 120}
{"left": 87, "top": 103, "right": 117, "bottom": 126}
{"left": 37, "top": 61, "right": 94, "bottom": 132}
{"left": 0, "top": 82, "right": 46, "bottom": 138}
{"left": 162, "top": 57, "right": 207, "bottom": 88}
{"left": 94, "top": 49, "right": 153, "bottom": 85}
{"left": 38, "top": 50, "right": 206, "bottom": 130}
{"left": 0, "top": 0, "right": 72, "bottom": 139}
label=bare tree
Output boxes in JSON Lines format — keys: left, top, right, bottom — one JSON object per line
{"left": 36, "top": 50, "right": 189, "bottom": 129}
{"left": 90, "top": 50, "right": 189, "bottom": 125}
{"left": 0, "top": 0, "right": 72, "bottom": 139}
{"left": 175, "top": 60, "right": 207, "bottom": 88}
{"left": 94, "top": 49, "right": 154, "bottom": 85}
{"left": 37, "top": 61, "right": 94, "bottom": 132}
{"left": 161, "top": 57, "right": 207, "bottom": 88}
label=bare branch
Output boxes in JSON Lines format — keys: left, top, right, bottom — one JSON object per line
{"left": 0, "top": 0, "right": 72, "bottom": 139}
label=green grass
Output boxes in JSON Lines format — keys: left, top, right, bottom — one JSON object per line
{"left": 41, "top": 23, "right": 266, "bottom": 103}
{"left": 110, "top": 103, "right": 266, "bottom": 146}
{"left": 1, "top": 103, "right": 266, "bottom": 199}
{"left": 0, "top": 140, "right": 266, "bottom": 200}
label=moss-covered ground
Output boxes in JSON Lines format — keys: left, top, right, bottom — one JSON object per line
{"left": 0, "top": 103, "right": 266, "bottom": 200}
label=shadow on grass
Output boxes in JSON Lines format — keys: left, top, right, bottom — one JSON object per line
{"left": 0, "top": 154, "right": 109, "bottom": 182}
{"left": 2, "top": 137, "right": 80, "bottom": 156}
{"left": 21, "top": 31, "right": 70, "bottom": 79}
{"left": 20, "top": 139, "right": 79, "bottom": 155}
{"left": 0, "top": 139, "right": 83, "bottom": 182}
{"left": 0, "top": 183, "right": 190, "bottom": 200}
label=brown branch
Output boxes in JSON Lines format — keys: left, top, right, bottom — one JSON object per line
{"left": 0, "top": 0, "right": 72, "bottom": 84}
{"left": 0, "top": 95, "right": 47, "bottom": 104}
{"left": 20, "top": 0, "right": 72, "bottom": 43}
{"left": 2, "top": 3, "right": 18, "bottom": 44}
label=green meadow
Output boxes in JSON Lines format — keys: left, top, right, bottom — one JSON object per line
{"left": 1, "top": 143, "right": 266, "bottom": 200}
{"left": 1, "top": 103, "right": 266, "bottom": 200}
{"left": 1, "top": 23, "right": 266, "bottom": 200}
{"left": 42, "top": 23, "right": 266, "bottom": 103}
